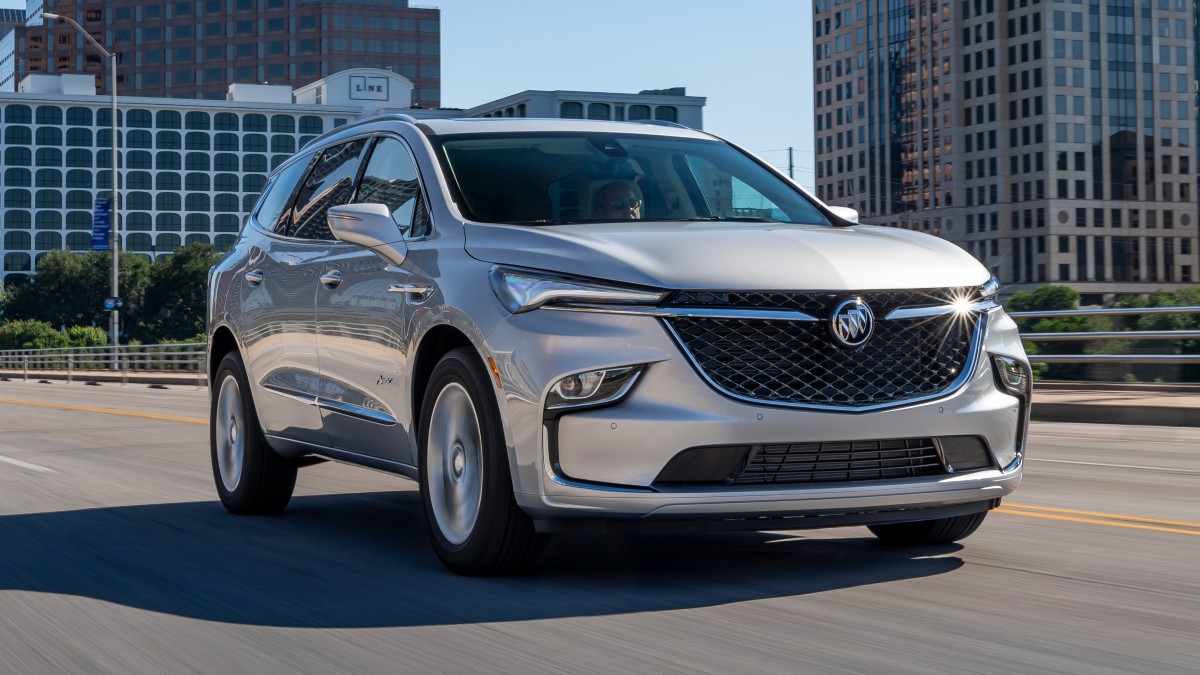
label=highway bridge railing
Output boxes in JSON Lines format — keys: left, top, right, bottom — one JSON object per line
{"left": 1010, "top": 305, "right": 1200, "bottom": 365}
{"left": 0, "top": 342, "right": 206, "bottom": 385}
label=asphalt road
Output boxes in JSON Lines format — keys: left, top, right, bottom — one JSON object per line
{"left": 0, "top": 380, "right": 1196, "bottom": 674}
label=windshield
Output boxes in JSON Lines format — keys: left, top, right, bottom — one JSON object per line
{"left": 432, "top": 132, "right": 831, "bottom": 226}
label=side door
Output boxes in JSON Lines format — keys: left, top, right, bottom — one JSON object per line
{"left": 316, "top": 136, "right": 430, "bottom": 467}
{"left": 237, "top": 154, "right": 330, "bottom": 445}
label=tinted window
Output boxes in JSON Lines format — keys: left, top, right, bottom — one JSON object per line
{"left": 354, "top": 138, "right": 429, "bottom": 238}
{"left": 289, "top": 140, "right": 367, "bottom": 240}
{"left": 254, "top": 156, "right": 313, "bottom": 235}
{"left": 434, "top": 133, "right": 829, "bottom": 226}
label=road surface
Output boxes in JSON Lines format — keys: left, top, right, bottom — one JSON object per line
{"left": 0, "top": 380, "right": 1195, "bottom": 674}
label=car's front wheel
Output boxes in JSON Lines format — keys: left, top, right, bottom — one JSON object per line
{"left": 868, "top": 511, "right": 988, "bottom": 545}
{"left": 418, "top": 347, "right": 541, "bottom": 575}
{"left": 210, "top": 351, "right": 297, "bottom": 514}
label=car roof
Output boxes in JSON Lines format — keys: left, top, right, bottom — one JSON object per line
{"left": 306, "top": 114, "right": 718, "bottom": 149}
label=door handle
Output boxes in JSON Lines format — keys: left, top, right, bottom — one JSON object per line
{"left": 244, "top": 270, "right": 264, "bottom": 285}
{"left": 320, "top": 270, "right": 343, "bottom": 288}
{"left": 387, "top": 283, "right": 431, "bottom": 298}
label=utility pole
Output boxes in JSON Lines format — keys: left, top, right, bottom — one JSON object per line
{"left": 788, "top": 147, "right": 794, "bottom": 179}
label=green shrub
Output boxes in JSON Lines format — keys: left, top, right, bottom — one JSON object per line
{"left": 0, "top": 320, "right": 68, "bottom": 350}
{"left": 65, "top": 325, "right": 110, "bottom": 348}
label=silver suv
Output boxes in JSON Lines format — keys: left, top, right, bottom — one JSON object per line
{"left": 207, "top": 115, "right": 1030, "bottom": 575}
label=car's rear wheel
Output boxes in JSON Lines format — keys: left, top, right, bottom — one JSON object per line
{"left": 868, "top": 511, "right": 988, "bottom": 545}
{"left": 419, "top": 347, "right": 541, "bottom": 575}
{"left": 211, "top": 352, "right": 297, "bottom": 514}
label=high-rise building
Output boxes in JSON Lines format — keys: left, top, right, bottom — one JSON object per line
{"left": 814, "top": 0, "right": 1199, "bottom": 301}
{"left": 2, "top": 1, "right": 441, "bottom": 106}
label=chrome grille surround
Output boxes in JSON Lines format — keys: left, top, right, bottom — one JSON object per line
{"left": 663, "top": 289, "right": 989, "bottom": 412}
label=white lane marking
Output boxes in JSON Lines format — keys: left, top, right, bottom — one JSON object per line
{"left": 0, "top": 454, "right": 55, "bottom": 473}
{"left": 1026, "top": 457, "right": 1197, "bottom": 473}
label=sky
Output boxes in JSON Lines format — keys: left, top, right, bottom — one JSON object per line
{"left": 2, "top": 0, "right": 816, "bottom": 188}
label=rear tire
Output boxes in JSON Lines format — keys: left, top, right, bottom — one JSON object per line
{"left": 418, "top": 347, "right": 541, "bottom": 575}
{"left": 210, "top": 352, "right": 297, "bottom": 515}
{"left": 868, "top": 511, "right": 988, "bottom": 545}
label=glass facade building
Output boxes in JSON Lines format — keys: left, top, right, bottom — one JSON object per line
{"left": 815, "top": 0, "right": 1199, "bottom": 299}
{"left": 1, "top": 0, "right": 441, "bottom": 106}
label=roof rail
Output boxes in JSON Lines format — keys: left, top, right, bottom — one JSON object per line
{"left": 636, "top": 119, "right": 690, "bottom": 130}
{"left": 306, "top": 112, "right": 419, "bottom": 145}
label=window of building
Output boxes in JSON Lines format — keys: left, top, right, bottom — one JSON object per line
{"left": 127, "top": 171, "right": 153, "bottom": 190}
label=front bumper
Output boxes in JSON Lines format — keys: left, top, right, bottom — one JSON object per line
{"left": 485, "top": 307, "right": 1027, "bottom": 523}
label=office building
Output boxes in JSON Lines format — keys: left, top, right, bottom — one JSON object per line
{"left": 814, "top": 0, "right": 1199, "bottom": 301}
{"left": 0, "top": 68, "right": 705, "bottom": 284}
{"left": 2, "top": 0, "right": 441, "bottom": 106}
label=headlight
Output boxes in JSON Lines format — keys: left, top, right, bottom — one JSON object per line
{"left": 489, "top": 267, "right": 667, "bottom": 314}
{"left": 546, "top": 365, "right": 644, "bottom": 411}
{"left": 980, "top": 275, "right": 1000, "bottom": 300}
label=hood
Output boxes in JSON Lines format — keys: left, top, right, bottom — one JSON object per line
{"left": 464, "top": 221, "right": 990, "bottom": 291}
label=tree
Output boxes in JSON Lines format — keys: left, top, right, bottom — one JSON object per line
{"left": 1, "top": 250, "right": 151, "bottom": 339}
{"left": 139, "top": 243, "right": 221, "bottom": 342}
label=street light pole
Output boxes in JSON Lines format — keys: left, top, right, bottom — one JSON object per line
{"left": 43, "top": 12, "right": 120, "bottom": 352}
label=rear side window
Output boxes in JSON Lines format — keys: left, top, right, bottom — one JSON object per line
{"left": 289, "top": 139, "right": 367, "bottom": 240}
{"left": 354, "top": 137, "right": 430, "bottom": 239}
{"left": 254, "top": 155, "right": 313, "bottom": 235}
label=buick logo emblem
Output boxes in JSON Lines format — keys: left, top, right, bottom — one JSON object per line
{"left": 829, "top": 298, "right": 874, "bottom": 349}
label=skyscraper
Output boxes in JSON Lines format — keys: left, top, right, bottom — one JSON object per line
{"left": 814, "top": 0, "right": 1199, "bottom": 301}
{"left": 2, "top": 1, "right": 441, "bottom": 106}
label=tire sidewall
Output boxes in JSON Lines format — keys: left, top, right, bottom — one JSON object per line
{"left": 418, "top": 348, "right": 510, "bottom": 563}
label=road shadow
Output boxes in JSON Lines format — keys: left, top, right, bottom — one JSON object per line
{"left": 0, "top": 492, "right": 964, "bottom": 628}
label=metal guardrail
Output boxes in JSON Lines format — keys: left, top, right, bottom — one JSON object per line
{"left": 1010, "top": 305, "right": 1200, "bottom": 365}
{"left": 0, "top": 343, "right": 206, "bottom": 383}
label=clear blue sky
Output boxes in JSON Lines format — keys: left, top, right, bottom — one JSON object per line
{"left": 3, "top": 0, "right": 815, "bottom": 187}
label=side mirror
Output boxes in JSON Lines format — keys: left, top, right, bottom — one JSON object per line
{"left": 327, "top": 203, "right": 408, "bottom": 266}
{"left": 828, "top": 205, "right": 860, "bottom": 224}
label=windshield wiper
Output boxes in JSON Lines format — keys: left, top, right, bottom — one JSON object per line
{"left": 663, "top": 216, "right": 786, "bottom": 223}
{"left": 507, "top": 219, "right": 580, "bottom": 225}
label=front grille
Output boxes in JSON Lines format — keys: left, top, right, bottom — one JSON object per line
{"left": 734, "top": 438, "right": 944, "bottom": 485}
{"left": 665, "top": 289, "right": 979, "bottom": 408}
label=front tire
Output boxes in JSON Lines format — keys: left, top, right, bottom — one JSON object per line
{"left": 210, "top": 351, "right": 297, "bottom": 515}
{"left": 418, "top": 348, "right": 541, "bottom": 575}
{"left": 868, "top": 511, "right": 988, "bottom": 545}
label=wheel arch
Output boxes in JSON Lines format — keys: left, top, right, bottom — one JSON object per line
{"left": 208, "top": 325, "right": 240, "bottom": 387}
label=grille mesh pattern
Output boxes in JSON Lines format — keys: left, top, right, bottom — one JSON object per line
{"left": 734, "top": 438, "right": 943, "bottom": 485}
{"left": 666, "top": 290, "right": 978, "bottom": 408}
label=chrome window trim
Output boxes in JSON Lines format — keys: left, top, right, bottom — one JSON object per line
{"left": 662, "top": 311, "right": 991, "bottom": 413}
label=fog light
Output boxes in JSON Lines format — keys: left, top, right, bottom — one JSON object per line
{"left": 990, "top": 354, "right": 1031, "bottom": 469}
{"left": 547, "top": 366, "right": 644, "bottom": 411}
{"left": 991, "top": 354, "right": 1030, "bottom": 399}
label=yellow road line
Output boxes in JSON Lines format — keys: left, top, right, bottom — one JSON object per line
{"left": 1004, "top": 502, "right": 1200, "bottom": 529}
{"left": 996, "top": 508, "right": 1200, "bottom": 537}
{"left": 0, "top": 397, "right": 207, "bottom": 426}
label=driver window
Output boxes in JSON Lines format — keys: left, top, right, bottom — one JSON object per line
{"left": 355, "top": 137, "right": 429, "bottom": 239}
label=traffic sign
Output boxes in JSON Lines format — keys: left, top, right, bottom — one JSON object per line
{"left": 91, "top": 198, "right": 112, "bottom": 251}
